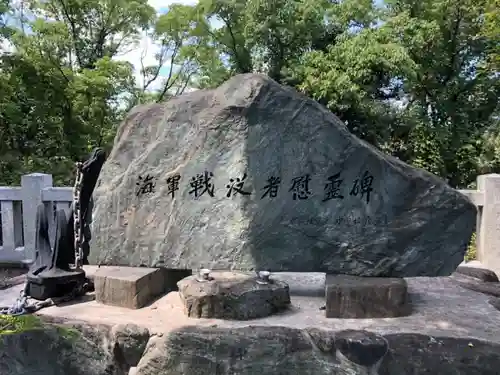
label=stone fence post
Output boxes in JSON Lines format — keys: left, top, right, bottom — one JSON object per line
{"left": 477, "top": 174, "right": 500, "bottom": 275}
{"left": 21, "top": 173, "right": 53, "bottom": 264}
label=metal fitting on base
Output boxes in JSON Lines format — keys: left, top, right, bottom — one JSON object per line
{"left": 256, "top": 270, "right": 271, "bottom": 284}
{"left": 196, "top": 268, "right": 212, "bottom": 282}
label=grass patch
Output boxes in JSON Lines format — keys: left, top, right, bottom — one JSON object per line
{"left": 0, "top": 315, "right": 43, "bottom": 335}
{"left": 55, "top": 325, "right": 81, "bottom": 342}
{"left": 464, "top": 232, "right": 477, "bottom": 262}
{"left": 0, "top": 315, "right": 81, "bottom": 342}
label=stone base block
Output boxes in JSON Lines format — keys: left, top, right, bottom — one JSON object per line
{"left": 94, "top": 266, "right": 186, "bottom": 309}
{"left": 177, "top": 271, "right": 291, "bottom": 320}
{"left": 454, "top": 265, "right": 499, "bottom": 282}
{"left": 325, "top": 274, "right": 410, "bottom": 319}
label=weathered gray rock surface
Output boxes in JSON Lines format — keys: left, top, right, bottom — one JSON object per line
{"left": 2, "top": 276, "right": 500, "bottom": 375}
{"left": 0, "top": 318, "right": 149, "bottom": 375}
{"left": 489, "top": 297, "right": 500, "bottom": 311}
{"left": 5, "top": 316, "right": 500, "bottom": 375}
{"left": 134, "top": 326, "right": 500, "bottom": 375}
{"left": 90, "top": 73, "right": 476, "bottom": 276}
{"left": 111, "top": 324, "right": 150, "bottom": 368}
{"left": 451, "top": 272, "right": 500, "bottom": 297}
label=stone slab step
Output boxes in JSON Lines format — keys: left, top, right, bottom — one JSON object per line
{"left": 93, "top": 266, "right": 191, "bottom": 309}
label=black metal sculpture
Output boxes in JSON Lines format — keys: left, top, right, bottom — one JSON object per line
{"left": 26, "top": 148, "right": 106, "bottom": 300}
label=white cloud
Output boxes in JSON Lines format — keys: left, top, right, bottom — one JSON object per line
{"left": 115, "top": 30, "right": 164, "bottom": 91}
{"left": 4, "top": 0, "right": 201, "bottom": 91}
{"left": 0, "top": 38, "right": 14, "bottom": 53}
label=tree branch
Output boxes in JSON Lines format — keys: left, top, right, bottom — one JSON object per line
{"left": 441, "top": 6, "right": 463, "bottom": 86}
{"left": 56, "top": 0, "right": 84, "bottom": 68}
{"left": 156, "top": 41, "right": 181, "bottom": 102}
{"left": 142, "top": 38, "right": 170, "bottom": 91}
{"left": 175, "top": 71, "right": 193, "bottom": 95}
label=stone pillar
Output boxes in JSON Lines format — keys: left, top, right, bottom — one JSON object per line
{"left": 477, "top": 174, "right": 500, "bottom": 276}
{"left": 21, "top": 173, "right": 53, "bottom": 264}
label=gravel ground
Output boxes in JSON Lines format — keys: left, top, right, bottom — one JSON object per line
{"left": 0, "top": 268, "right": 27, "bottom": 290}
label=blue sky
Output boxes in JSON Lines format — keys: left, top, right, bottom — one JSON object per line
{"left": 0, "top": 0, "right": 211, "bottom": 91}
{"left": 0, "top": 1, "right": 197, "bottom": 89}
{"left": 121, "top": 0, "right": 387, "bottom": 90}
{"left": 3, "top": 0, "right": 387, "bottom": 92}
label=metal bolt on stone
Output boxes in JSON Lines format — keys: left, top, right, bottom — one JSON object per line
{"left": 256, "top": 271, "right": 271, "bottom": 284}
{"left": 196, "top": 268, "right": 212, "bottom": 282}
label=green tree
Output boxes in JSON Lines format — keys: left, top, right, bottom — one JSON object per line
{"left": 483, "top": 0, "right": 500, "bottom": 70}
{"left": 0, "top": 0, "right": 154, "bottom": 185}
{"left": 171, "top": 0, "right": 341, "bottom": 88}
{"left": 292, "top": 0, "right": 500, "bottom": 187}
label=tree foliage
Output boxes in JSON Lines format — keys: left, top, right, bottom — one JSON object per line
{"left": 0, "top": 0, "right": 499, "bottom": 188}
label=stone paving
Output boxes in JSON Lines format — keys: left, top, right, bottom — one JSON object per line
{"left": 1, "top": 270, "right": 499, "bottom": 344}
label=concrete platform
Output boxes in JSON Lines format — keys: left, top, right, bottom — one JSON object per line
{"left": 1, "top": 275, "right": 498, "bottom": 344}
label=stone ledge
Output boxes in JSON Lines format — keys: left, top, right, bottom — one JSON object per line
{"left": 0, "top": 316, "right": 149, "bottom": 375}
{"left": 455, "top": 264, "right": 499, "bottom": 282}
{"left": 5, "top": 315, "right": 500, "bottom": 375}
{"left": 135, "top": 326, "right": 500, "bottom": 375}
{"left": 325, "top": 274, "right": 410, "bottom": 318}
{"left": 4, "top": 276, "right": 494, "bottom": 344}
{"left": 451, "top": 273, "right": 500, "bottom": 298}
{"left": 0, "top": 275, "right": 496, "bottom": 373}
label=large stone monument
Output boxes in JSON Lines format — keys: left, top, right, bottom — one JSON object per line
{"left": 3, "top": 76, "right": 499, "bottom": 375}
{"left": 90, "top": 73, "right": 475, "bottom": 278}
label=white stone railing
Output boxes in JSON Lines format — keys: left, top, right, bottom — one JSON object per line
{"left": 0, "top": 172, "right": 497, "bottom": 273}
{"left": 460, "top": 174, "right": 500, "bottom": 275}
{"left": 0, "top": 173, "right": 72, "bottom": 264}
